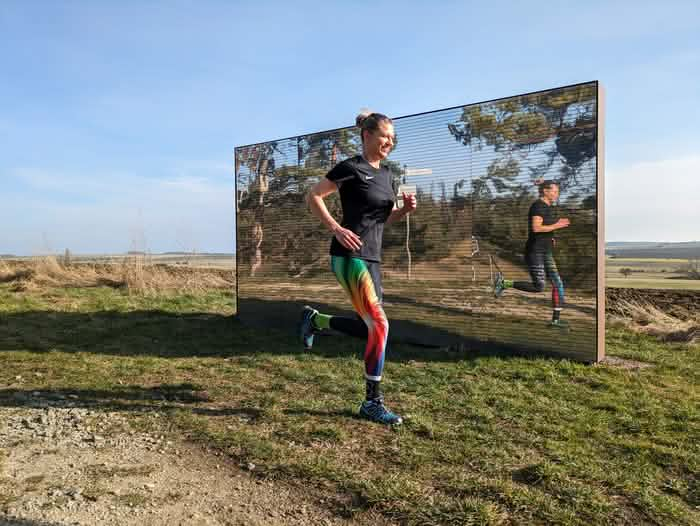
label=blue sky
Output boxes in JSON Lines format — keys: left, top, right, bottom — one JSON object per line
{"left": 1, "top": 0, "right": 699, "bottom": 254}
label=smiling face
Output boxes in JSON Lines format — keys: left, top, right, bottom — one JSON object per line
{"left": 363, "top": 121, "right": 395, "bottom": 161}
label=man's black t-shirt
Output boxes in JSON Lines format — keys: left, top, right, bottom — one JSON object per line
{"left": 526, "top": 199, "right": 558, "bottom": 253}
{"left": 326, "top": 155, "right": 395, "bottom": 262}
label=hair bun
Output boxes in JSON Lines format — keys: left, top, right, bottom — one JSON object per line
{"left": 356, "top": 109, "right": 372, "bottom": 127}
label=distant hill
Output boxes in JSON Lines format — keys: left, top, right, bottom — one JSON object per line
{"left": 606, "top": 241, "right": 700, "bottom": 259}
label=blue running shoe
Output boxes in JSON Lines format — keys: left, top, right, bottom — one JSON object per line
{"left": 299, "top": 305, "right": 319, "bottom": 350}
{"left": 359, "top": 397, "right": 403, "bottom": 426}
{"left": 493, "top": 271, "right": 505, "bottom": 298}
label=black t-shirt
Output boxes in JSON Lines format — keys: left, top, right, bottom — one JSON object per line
{"left": 526, "top": 199, "right": 558, "bottom": 252}
{"left": 326, "top": 155, "right": 395, "bottom": 262}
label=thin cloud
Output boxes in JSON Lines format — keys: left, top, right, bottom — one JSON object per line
{"left": 2, "top": 162, "right": 235, "bottom": 255}
{"left": 606, "top": 155, "right": 700, "bottom": 242}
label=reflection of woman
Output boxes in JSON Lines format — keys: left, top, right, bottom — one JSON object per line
{"left": 299, "top": 111, "right": 417, "bottom": 425}
{"left": 494, "top": 180, "right": 570, "bottom": 328}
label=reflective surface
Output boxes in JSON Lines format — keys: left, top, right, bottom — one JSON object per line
{"left": 235, "top": 82, "right": 602, "bottom": 361}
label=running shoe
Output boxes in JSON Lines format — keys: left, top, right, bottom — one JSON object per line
{"left": 493, "top": 271, "right": 505, "bottom": 298}
{"left": 298, "top": 305, "right": 319, "bottom": 350}
{"left": 359, "top": 397, "right": 403, "bottom": 426}
{"left": 548, "top": 319, "right": 571, "bottom": 331}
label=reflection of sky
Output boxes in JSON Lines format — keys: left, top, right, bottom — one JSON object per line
{"left": 389, "top": 98, "right": 596, "bottom": 202}
{"left": 390, "top": 107, "right": 469, "bottom": 195}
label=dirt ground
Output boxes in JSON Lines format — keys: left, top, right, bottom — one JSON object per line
{"left": 606, "top": 287, "right": 700, "bottom": 320}
{"left": 1, "top": 259, "right": 695, "bottom": 525}
{"left": 0, "top": 398, "right": 393, "bottom": 526}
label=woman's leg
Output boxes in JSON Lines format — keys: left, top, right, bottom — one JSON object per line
{"left": 299, "top": 257, "right": 400, "bottom": 424}
{"left": 311, "top": 260, "right": 383, "bottom": 339}
{"left": 329, "top": 257, "right": 388, "bottom": 385}
{"left": 544, "top": 252, "right": 565, "bottom": 323}
{"left": 514, "top": 250, "right": 547, "bottom": 292}
{"left": 495, "top": 251, "right": 546, "bottom": 296}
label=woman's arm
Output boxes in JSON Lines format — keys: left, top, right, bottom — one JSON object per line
{"left": 306, "top": 178, "right": 363, "bottom": 251}
{"left": 531, "top": 215, "right": 570, "bottom": 233}
{"left": 385, "top": 192, "right": 417, "bottom": 226}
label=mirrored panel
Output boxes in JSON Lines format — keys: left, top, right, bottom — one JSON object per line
{"left": 235, "top": 81, "right": 604, "bottom": 362}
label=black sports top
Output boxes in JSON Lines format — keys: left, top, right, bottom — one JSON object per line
{"left": 526, "top": 199, "right": 558, "bottom": 252}
{"left": 326, "top": 155, "right": 395, "bottom": 262}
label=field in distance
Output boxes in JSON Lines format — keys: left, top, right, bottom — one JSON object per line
{"left": 1, "top": 252, "right": 236, "bottom": 270}
{"left": 606, "top": 256, "right": 700, "bottom": 290}
{"left": 605, "top": 241, "right": 700, "bottom": 290}
{"left": 4, "top": 249, "right": 699, "bottom": 290}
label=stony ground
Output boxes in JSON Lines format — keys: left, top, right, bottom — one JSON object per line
{"left": 0, "top": 395, "right": 392, "bottom": 526}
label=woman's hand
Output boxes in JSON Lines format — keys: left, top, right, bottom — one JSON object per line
{"left": 334, "top": 226, "right": 363, "bottom": 251}
{"left": 401, "top": 192, "right": 417, "bottom": 213}
{"left": 556, "top": 218, "right": 570, "bottom": 229}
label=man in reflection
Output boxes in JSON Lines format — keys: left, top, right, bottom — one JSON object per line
{"left": 494, "top": 179, "right": 570, "bottom": 329}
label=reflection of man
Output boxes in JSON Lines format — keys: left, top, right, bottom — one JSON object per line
{"left": 494, "top": 180, "right": 570, "bottom": 328}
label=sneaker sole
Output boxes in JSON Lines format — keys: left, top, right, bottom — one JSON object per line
{"left": 299, "top": 306, "right": 319, "bottom": 350}
{"left": 359, "top": 408, "right": 403, "bottom": 426}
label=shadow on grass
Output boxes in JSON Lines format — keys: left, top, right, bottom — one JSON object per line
{"left": 0, "top": 297, "right": 596, "bottom": 362}
{"left": 0, "top": 384, "right": 263, "bottom": 419}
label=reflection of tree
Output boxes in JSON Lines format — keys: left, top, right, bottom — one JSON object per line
{"left": 446, "top": 83, "right": 599, "bottom": 286}
{"left": 383, "top": 182, "right": 471, "bottom": 267}
{"left": 235, "top": 143, "right": 278, "bottom": 276}
{"left": 448, "top": 83, "right": 597, "bottom": 196}
{"left": 235, "top": 84, "right": 599, "bottom": 287}
{"left": 237, "top": 129, "right": 364, "bottom": 277}
{"left": 298, "top": 129, "right": 359, "bottom": 170}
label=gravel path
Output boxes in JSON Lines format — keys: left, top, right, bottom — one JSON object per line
{"left": 0, "top": 397, "right": 391, "bottom": 526}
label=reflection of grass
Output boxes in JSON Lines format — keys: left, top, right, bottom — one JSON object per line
{"left": 241, "top": 278, "right": 598, "bottom": 360}
{"left": 389, "top": 303, "right": 596, "bottom": 359}
{"left": 2, "top": 283, "right": 698, "bottom": 525}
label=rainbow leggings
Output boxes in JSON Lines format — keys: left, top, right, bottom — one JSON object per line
{"left": 331, "top": 256, "right": 388, "bottom": 381}
{"left": 525, "top": 250, "right": 565, "bottom": 308}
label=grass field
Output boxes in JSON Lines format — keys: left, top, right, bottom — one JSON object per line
{"left": 1, "top": 280, "right": 698, "bottom": 525}
{"left": 606, "top": 257, "right": 700, "bottom": 290}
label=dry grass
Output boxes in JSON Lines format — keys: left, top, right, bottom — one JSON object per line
{"left": 0, "top": 256, "right": 233, "bottom": 295}
{"left": 607, "top": 297, "right": 699, "bottom": 344}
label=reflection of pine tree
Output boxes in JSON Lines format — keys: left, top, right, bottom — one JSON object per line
{"left": 235, "top": 143, "right": 277, "bottom": 276}
{"left": 446, "top": 83, "right": 599, "bottom": 287}
{"left": 235, "top": 84, "right": 600, "bottom": 288}
{"left": 237, "top": 127, "right": 364, "bottom": 277}
{"left": 448, "top": 83, "right": 598, "bottom": 195}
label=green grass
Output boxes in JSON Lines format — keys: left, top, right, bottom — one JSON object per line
{"left": 0, "top": 284, "right": 698, "bottom": 525}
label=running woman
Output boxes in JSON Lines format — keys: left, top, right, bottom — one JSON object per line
{"left": 493, "top": 180, "right": 570, "bottom": 328}
{"left": 299, "top": 111, "right": 417, "bottom": 425}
